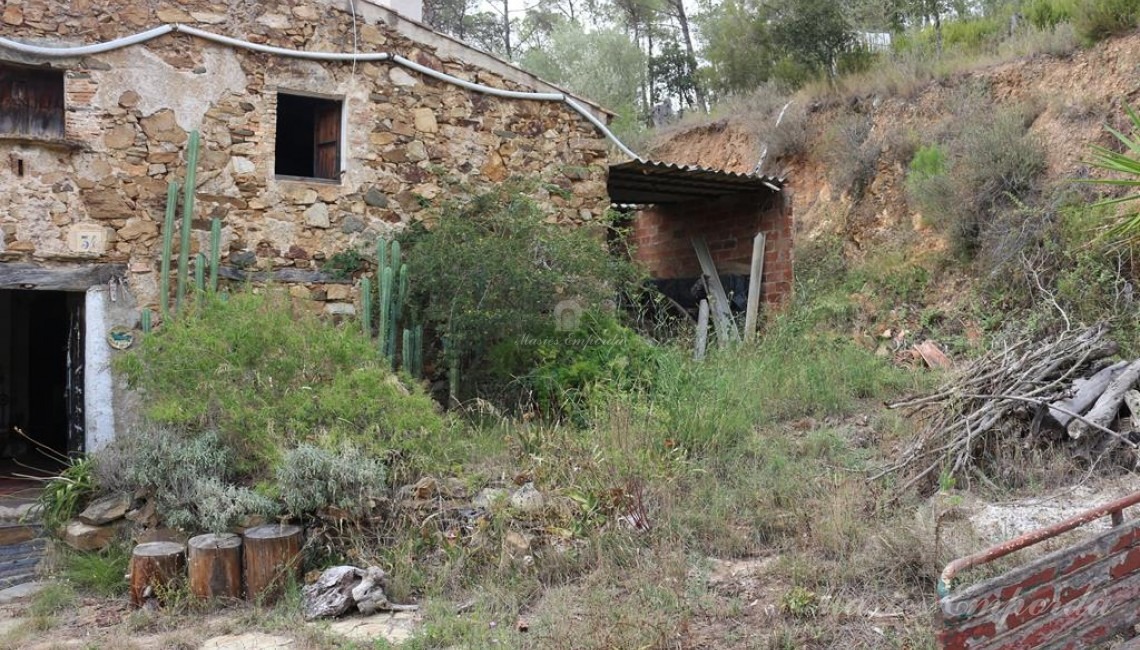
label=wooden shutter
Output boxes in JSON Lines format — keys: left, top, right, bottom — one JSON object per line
{"left": 314, "top": 103, "right": 340, "bottom": 180}
{"left": 0, "top": 66, "right": 63, "bottom": 137}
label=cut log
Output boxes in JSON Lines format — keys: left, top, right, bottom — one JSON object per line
{"left": 1125, "top": 389, "right": 1140, "bottom": 431}
{"left": 914, "top": 340, "right": 952, "bottom": 370}
{"left": 129, "top": 541, "right": 186, "bottom": 607}
{"left": 188, "top": 533, "right": 243, "bottom": 601}
{"left": 243, "top": 524, "right": 303, "bottom": 604}
{"left": 1068, "top": 359, "right": 1140, "bottom": 440}
{"left": 1048, "top": 361, "right": 1129, "bottom": 429}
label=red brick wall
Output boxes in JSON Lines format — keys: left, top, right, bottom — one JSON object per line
{"left": 630, "top": 190, "right": 793, "bottom": 306}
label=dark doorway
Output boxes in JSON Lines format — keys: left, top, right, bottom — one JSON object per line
{"left": 274, "top": 92, "right": 342, "bottom": 180}
{"left": 0, "top": 290, "right": 84, "bottom": 474}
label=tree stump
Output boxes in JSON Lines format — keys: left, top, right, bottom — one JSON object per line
{"left": 129, "top": 541, "right": 186, "bottom": 607}
{"left": 243, "top": 524, "right": 303, "bottom": 604}
{"left": 188, "top": 533, "right": 243, "bottom": 601}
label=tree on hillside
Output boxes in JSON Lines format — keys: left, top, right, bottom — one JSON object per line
{"left": 696, "top": 0, "right": 772, "bottom": 97}
{"left": 770, "top": 0, "right": 856, "bottom": 78}
{"left": 519, "top": 22, "right": 647, "bottom": 118}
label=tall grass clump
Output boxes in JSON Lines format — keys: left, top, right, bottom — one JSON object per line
{"left": 1073, "top": 0, "right": 1140, "bottom": 43}
{"left": 115, "top": 290, "right": 445, "bottom": 470}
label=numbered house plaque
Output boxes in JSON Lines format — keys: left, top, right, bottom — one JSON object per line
{"left": 68, "top": 223, "right": 108, "bottom": 254}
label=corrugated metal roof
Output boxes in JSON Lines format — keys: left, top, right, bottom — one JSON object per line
{"left": 607, "top": 159, "right": 785, "bottom": 205}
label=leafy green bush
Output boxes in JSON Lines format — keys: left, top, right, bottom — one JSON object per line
{"left": 98, "top": 428, "right": 277, "bottom": 532}
{"left": 524, "top": 312, "right": 662, "bottom": 422}
{"left": 116, "top": 291, "right": 445, "bottom": 469}
{"left": 1073, "top": 0, "right": 1140, "bottom": 43}
{"left": 942, "top": 17, "right": 1004, "bottom": 52}
{"left": 1025, "top": 0, "right": 1078, "bottom": 29}
{"left": 403, "top": 183, "right": 640, "bottom": 404}
{"left": 275, "top": 444, "right": 387, "bottom": 517}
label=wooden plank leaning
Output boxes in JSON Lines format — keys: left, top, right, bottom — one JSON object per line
{"left": 691, "top": 237, "right": 740, "bottom": 345}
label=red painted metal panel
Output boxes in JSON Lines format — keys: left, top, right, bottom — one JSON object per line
{"left": 939, "top": 494, "right": 1140, "bottom": 649}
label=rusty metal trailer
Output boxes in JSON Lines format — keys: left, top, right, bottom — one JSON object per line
{"left": 939, "top": 491, "right": 1140, "bottom": 649}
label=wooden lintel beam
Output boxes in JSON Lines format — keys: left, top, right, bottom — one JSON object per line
{"left": 0, "top": 262, "right": 126, "bottom": 291}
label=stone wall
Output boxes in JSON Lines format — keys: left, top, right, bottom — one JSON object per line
{"left": 0, "top": 0, "right": 613, "bottom": 316}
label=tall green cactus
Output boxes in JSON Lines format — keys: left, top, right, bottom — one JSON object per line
{"left": 361, "top": 277, "right": 372, "bottom": 337}
{"left": 175, "top": 130, "right": 200, "bottom": 313}
{"left": 159, "top": 181, "right": 179, "bottom": 320}
{"left": 208, "top": 217, "right": 221, "bottom": 293}
{"left": 369, "top": 237, "right": 420, "bottom": 374}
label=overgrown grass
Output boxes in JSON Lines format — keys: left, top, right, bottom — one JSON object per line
{"left": 115, "top": 290, "right": 447, "bottom": 472}
{"left": 59, "top": 545, "right": 131, "bottom": 597}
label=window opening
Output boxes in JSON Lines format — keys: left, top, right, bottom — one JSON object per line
{"left": 275, "top": 93, "right": 342, "bottom": 181}
{"left": 0, "top": 65, "right": 64, "bottom": 138}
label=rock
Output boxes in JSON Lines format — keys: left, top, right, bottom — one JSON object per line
{"left": 231, "top": 156, "right": 256, "bottom": 175}
{"left": 510, "top": 483, "right": 545, "bottom": 513}
{"left": 363, "top": 188, "right": 389, "bottom": 208}
{"left": 326, "top": 284, "right": 350, "bottom": 301}
{"left": 503, "top": 530, "right": 532, "bottom": 558}
{"left": 389, "top": 68, "right": 418, "bottom": 87}
{"left": 104, "top": 124, "right": 136, "bottom": 150}
{"left": 82, "top": 188, "right": 133, "bottom": 220}
{"left": 482, "top": 152, "right": 507, "bottom": 183}
{"left": 324, "top": 302, "right": 356, "bottom": 316}
{"left": 473, "top": 488, "right": 509, "bottom": 509}
{"left": 406, "top": 140, "right": 428, "bottom": 162}
{"left": 229, "top": 251, "right": 257, "bottom": 268}
{"left": 340, "top": 216, "right": 365, "bottom": 234}
{"left": 118, "top": 218, "right": 159, "bottom": 242}
{"left": 305, "top": 203, "right": 330, "bottom": 229}
{"left": 139, "top": 109, "right": 187, "bottom": 145}
{"left": 78, "top": 493, "right": 131, "bottom": 525}
{"left": 326, "top": 611, "right": 417, "bottom": 645}
{"left": 199, "top": 633, "right": 295, "bottom": 649}
{"left": 125, "top": 499, "right": 157, "bottom": 527}
{"left": 412, "top": 108, "right": 438, "bottom": 134}
{"left": 118, "top": 90, "right": 140, "bottom": 108}
{"left": 302, "top": 566, "right": 362, "bottom": 620}
{"left": 0, "top": 582, "right": 46, "bottom": 604}
{"left": 63, "top": 519, "right": 120, "bottom": 551}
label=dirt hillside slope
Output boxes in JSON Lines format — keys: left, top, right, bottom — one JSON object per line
{"left": 647, "top": 32, "right": 1140, "bottom": 249}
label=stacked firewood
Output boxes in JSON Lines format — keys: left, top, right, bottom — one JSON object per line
{"left": 878, "top": 324, "right": 1140, "bottom": 494}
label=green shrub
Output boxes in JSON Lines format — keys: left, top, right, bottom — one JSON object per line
{"left": 275, "top": 443, "right": 387, "bottom": 517}
{"left": 906, "top": 98, "right": 1045, "bottom": 258}
{"left": 1073, "top": 0, "right": 1140, "bottom": 43}
{"left": 524, "top": 312, "right": 662, "bottom": 423}
{"left": 942, "top": 17, "right": 1005, "bottom": 52}
{"left": 99, "top": 428, "right": 278, "bottom": 532}
{"left": 403, "top": 183, "right": 640, "bottom": 404}
{"left": 1025, "top": 0, "right": 1078, "bottom": 29}
{"left": 37, "top": 457, "right": 93, "bottom": 533}
{"left": 116, "top": 291, "right": 445, "bottom": 470}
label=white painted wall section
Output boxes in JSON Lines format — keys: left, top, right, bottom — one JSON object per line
{"left": 84, "top": 287, "right": 115, "bottom": 453}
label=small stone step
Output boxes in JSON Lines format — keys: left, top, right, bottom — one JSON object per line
{"left": 0, "top": 524, "right": 40, "bottom": 546}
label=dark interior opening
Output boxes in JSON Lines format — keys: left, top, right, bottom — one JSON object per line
{"left": 275, "top": 93, "right": 342, "bottom": 180}
{"left": 0, "top": 290, "right": 84, "bottom": 478}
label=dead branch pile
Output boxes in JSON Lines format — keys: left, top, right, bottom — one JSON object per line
{"left": 878, "top": 324, "right": 1140, "bottom": 494}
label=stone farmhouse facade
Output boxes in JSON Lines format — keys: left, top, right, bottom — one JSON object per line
{"left": 0, "top": 0, "right": 618, "bottom": 454}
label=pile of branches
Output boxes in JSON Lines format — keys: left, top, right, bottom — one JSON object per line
{"left": 878, "top": 324, "right": 1140, "bottom": 494}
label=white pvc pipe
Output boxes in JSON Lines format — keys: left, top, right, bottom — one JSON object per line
{"left": 176, "top": 24, "right": 391, "bottom": 62}
{"left": 0, "top": 23, "right": 642, "bottom": 158}
{"left": 0, "top": 25, "right": 174, "bottom": 56}
{"left": 390, "top": 54, "right": 562, "bottom": 101}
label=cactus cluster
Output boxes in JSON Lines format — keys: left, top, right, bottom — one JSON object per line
{"left": 371, "top": 238, "right": 423, "bottom": 378}
{"left": 157, "top": 130, "right": 225, "bottom": 325}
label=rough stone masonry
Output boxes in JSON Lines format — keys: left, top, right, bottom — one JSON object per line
{"left": 0, "top": 0, "right": 614, "bottom": 316}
